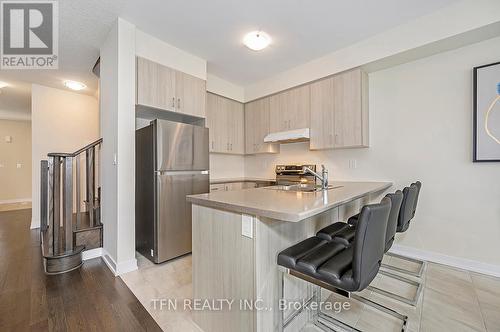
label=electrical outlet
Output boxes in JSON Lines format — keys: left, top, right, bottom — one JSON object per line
{"left": 242, "top": 214, "right": 253, "bottom": 238}
{"left": 16, "top": 163, "right": 22, "bottom": 169}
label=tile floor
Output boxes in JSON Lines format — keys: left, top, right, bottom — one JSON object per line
{"left": 121, "top": 253, "right": 500, "bottom": 332}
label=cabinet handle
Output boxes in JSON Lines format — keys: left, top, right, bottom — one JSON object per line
{"left": 177, "top": 98, "right": 181, "bottom": 109}
{"left": 172, "top": 97, "right": 175, "bottom": 108}
{"left": 230, "top": 143, "right": 233, "bottom": 151}
{"left": 211, "top": 141, "right": 214, "bottom": 150}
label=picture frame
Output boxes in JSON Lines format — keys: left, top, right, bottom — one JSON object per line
{"left": 473, "top": 61, "right": 500, "bottom": 162}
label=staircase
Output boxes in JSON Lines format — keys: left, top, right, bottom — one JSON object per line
{"left": 40, "top": 139, "right": 102, "bottom": 274}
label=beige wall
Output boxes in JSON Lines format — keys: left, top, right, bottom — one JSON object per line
{"left": 0, "top": 120, "right": 32, "bottom": 202}
{"left": 245, "top": 36, "right": 500, "bottom": 269}
{"left": 31, "top": 84, "right": 99, "bottom": 228}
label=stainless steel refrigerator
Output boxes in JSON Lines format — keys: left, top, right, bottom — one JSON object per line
{"left": 136, "top": 119, "right": 209, "bottom": 263}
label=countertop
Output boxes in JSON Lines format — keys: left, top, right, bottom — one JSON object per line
{"left": 210, "top": 177, "right": 276, "bottom": 184}
{"left": 187, "top": 181, "right": 392, "bottom": 222}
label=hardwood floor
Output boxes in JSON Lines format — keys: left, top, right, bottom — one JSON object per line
{"left": 0, "top": 209, "right": 162, "bottom": 332}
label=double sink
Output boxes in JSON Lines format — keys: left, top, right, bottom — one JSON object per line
{"left": 265, "top": 183, "right": 343, "bottom": 193}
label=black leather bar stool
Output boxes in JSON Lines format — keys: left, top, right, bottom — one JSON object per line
{"left": 277, "top": 198, "right": 408, "bottom": 331}
{"left": 319, "top": 182, "right": 423, "bottom": 277}
{"left": 315, "top": 183, "right": 424, "bottom": 306}
{"left": 384, "top": 181, "right": 425, "bottom": 278}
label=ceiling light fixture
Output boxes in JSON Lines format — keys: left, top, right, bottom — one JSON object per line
{"left": 243, "top": 31, "right": 271, "bottom": 51}
{"left": 0, "top": 81, "right": 8, "bottom": 89}
{"left": 64, "top": 80, "right": 86, "bottom": 91}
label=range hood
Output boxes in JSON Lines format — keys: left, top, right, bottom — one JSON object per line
{"left": 264, "top": 128, "right": 310, "bottom": 143}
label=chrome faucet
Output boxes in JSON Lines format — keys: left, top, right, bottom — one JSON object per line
{"left": 302, "top": 165, "right": 329, "bottom": 189}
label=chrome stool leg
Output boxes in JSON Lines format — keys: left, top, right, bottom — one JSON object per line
{"left": 350, "top": 294, "right": 408, "bottom": 332}
{"left": 280, "top": 269, "right": 408, "bottom": 332}
{"left": 367, "top": 269, "right": 423, "bottom": 306}
{"left": 383, "top": 252, "right": 426, "bottom": 278}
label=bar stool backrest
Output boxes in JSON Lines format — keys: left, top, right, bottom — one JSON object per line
{"left": 397, "top": 184, "right": 418, "bottom": 232}
{"left": 385, "top": 191, "right": 404, "bottom": 252}
{"left": 411, "top": 181, "right": 422, "bottom": 219}
{"left": 352, "top": 197, "right": 391, "bottom": 290}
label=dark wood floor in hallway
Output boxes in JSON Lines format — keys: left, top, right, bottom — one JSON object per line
{"left": 0, "top": 209, "right": 162, "bottom": 332}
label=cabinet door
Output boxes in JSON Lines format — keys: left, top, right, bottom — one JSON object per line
{"left": 244, "top": 100, "right": 256, "bottom": 154}
{"left": 310, "top": 77, "right": 335, "bottom": 150}
{"left": 136, "top": 57, "right": 175, "bottom": 111}
{"left": 269, "top": 85, "right": 310, "bottom": 132}
{"left": 310, "top": 69, "right": 368, "bottom": 150}
{"left": 245, "top": 98, "right": 279, "bottom": 154}
{"left": 241, "top": 182, "right": 257, "bottom": 189}
{"left": 287, "top": 85, "right": 310, "bottom": 130}
{"left": 333, "top": 69, "right": 365, "bottom": 148}
{"left": 227, "top": 99, "right": 245, "bottom": 154}
{"left": 206, "top": 93, "right": 227, "bottom": 153}
{"left": 175, "top": 71, "right": 206, "bottom": 118}
{"left": 210, "top": 183, "right": 225, "bottom": 192}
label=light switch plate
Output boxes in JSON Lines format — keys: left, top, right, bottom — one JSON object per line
{"left": 5, "top": 136, "right": 12, "bottom": 143}
{"left": 16, "top": 163, "right": 22, "bottom": 169}
{"left": 242, "top": 214, "right": 253, "bottom": 239}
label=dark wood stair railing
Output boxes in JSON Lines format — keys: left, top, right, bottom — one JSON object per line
{"left": 40, "top": 138, "right": 103, "bottom": 274}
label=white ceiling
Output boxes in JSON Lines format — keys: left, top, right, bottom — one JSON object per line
{"left": 122, "top": 0, "right": 459, "bottom": 85}
{"left": 0, "top": 0, "right": 459, "bottom": 119}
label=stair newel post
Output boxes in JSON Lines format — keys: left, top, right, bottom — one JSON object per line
{"left": 63, "top": 156, "right": 74, "bottom": 252}
{"left": 47, "top": 158, "right": 54, "bottom": 256}
{"left": 40, "top": 160, "right": 48, "bottom": 242}
{"left": 76, "top": 154, "right": 81, "bottom": 230}
{"left": 86, "top": 148, "right": 95, "bottom": 227}
{"left": 52, "top": 156, "right": 61, "bottom": 255}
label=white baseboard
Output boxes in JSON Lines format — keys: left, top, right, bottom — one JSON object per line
{"left": 82, "top": 247, "right": 103, "bottom": 260}
{"left": 102, "top": 249, "right": 138, "bottom": 276}
{"left": 30, "top": 219, "right": 40, "bottom": 229}
{"left": 0, "top": 198, "right": 31, "bottom": 204}
{"left": 390, "top": 244, "right": 500, "bottom": 278}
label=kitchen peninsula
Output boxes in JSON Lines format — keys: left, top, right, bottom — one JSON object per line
{"left": 187, "top": 181, "right": 391, "bottom": 332}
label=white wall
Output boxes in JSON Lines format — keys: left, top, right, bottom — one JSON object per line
{"left": 31, "top": 84, "right": 99, "bottom": 228}
{"left": 0, "top": 120, "right": 31, "bottom": 202}
{"left": 245, "top": 36, "right": 500, "bottom": 268}
{"left": 206, "top": 73, "right": 245, "bottom": 102}
{"left": 210, "top": 154, "right": 245, "bottom": 180}
{"left": 136, "top": 28, "right": 206, "bottom": 80}
{"left": 100, "top": 18, "right": 137, "bottom": 275}
{"left": 244, "top": 0, "right": 500, "bottom": 101}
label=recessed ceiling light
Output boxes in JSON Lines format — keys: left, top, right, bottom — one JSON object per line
{"left": 243, "top": 31, "right": 271, "bottom": 51}
{"left": 0, "top": 81, "right": 8, "bottom": 89}
{"left": 64, "top": 80, "right": 86, "bottom": 91}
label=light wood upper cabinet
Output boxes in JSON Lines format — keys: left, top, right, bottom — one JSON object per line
{"left": 227, "top": 98, "right": 245, "bottom": 154}
{"left": 175, "top": 70, "right": 206, "bottom": 118}
{"left": 269, "top": 85, "right": 310, "bottom": 132}
{"left": 206, "top": 92, "right": 244, "bottom": 155}
{"left": 244, "top": 98, "right": 279, "bottom": 154}
{"left": 137, "top": 57, "right": 176, "bottom": 111}
{"left": 136, "top": 57, "right": 206, "bottom": 118}
{"left": 310, "top": 68, "right": 369, "bottom": 150}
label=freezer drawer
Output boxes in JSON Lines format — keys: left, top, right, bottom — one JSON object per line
{"left": 156, "top": 171, "right": 209, "bottom": 262}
